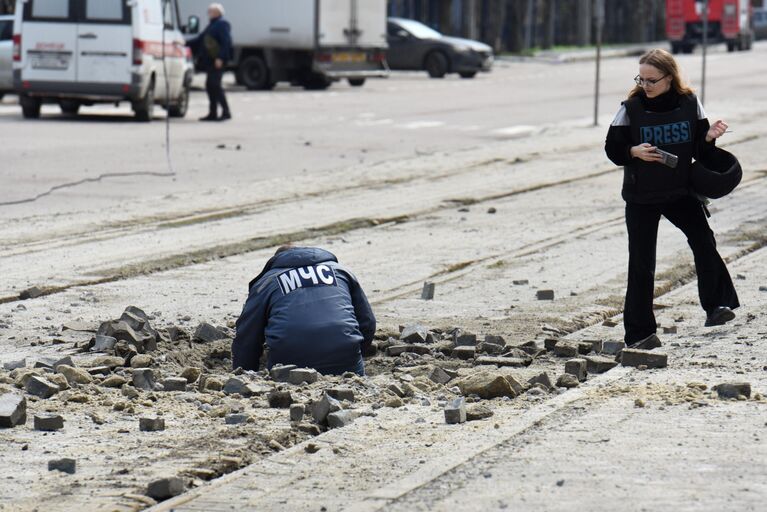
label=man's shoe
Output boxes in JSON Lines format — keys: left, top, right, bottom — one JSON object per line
{"left": 628, "top": 333, "right": 662, "bottom": 350}
{"left": 220, "top": 112, "right": 232, "bottom": 121}
{"left": 705, "top": 306, "right": 735, "bottom": 327}
{"left": 199, "top": 114, "right": 219, "bottom": 122}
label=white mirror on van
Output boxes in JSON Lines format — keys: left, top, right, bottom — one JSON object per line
{"left": 187, "top": 15, "right": 200, "bottom": 35}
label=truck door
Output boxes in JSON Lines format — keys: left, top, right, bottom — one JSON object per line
{"left": 76, "top": 0, "right": 132, "bottom": 84}
{"left": 20, "top": 0, "right": 78, "bottom": 83}
{"left": 351, "top": 0, "right": 386, "bottom": 49}
{"left": 318, "top": 0, "right": 356, "bottom": 47}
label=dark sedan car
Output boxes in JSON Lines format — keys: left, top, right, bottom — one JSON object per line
{"left": 386, "top": 18, "right": 493, "bottom": 79}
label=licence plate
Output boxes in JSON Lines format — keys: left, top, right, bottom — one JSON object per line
{"left": 31, "top": 52, "right": 71, "bottom": 70}
{"left": 332, "top": 52, "right": 366, "bottom": 63}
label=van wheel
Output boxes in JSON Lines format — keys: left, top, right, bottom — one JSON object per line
{"left": 21, "top": 96, "right": 41, "bottom": 119}
{"left": 425, "top": 51, "right": 449, "bottom": 78}
{"left": 348, "top": 78, "right": 366, "bottom": 87}
{"left": 238, "top": 55, "right": 272, "bottom": 90}
{"left": 301, "top": 73, "right": 332, "bottom": 90}
{"left": 133, "top": 81, "right": 155, "bottom": 122}
{"left": 459, "top": 71, "right": 477, "bottom": 79}
{"left": 60, "top": 100, "right": 80, "bottom": 116}
{"left": 168, "top": 84, "right": 189, "bottom": 118}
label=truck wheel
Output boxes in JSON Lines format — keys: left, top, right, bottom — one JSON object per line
{"left": 670, "top": 42, "right": 681, "bottom": 54}
{"left": 682, "top": 44, "right": 694, "bottom": 54}
{"left": 60, "top": 100, "right": 80, "bottom": 116}
{"left": 0, "top": 93, "right": 4, "bottom": 101}
{"left": 727, "top": 41, "right": 736, "bottom": 52}
{"left": 425, "top": 51, "right": 449, "bottom": 78}
{"left": 459, "top": 71, "right": 477, "bottom": 79}
{"left": 348, "top": 78, "right": 366, "bottom": 87}
{"left": 301, "top": 73, "right": 332, "bottom": 90}
{"left": 238, "top": 55, "right": 272, "bottom": 90}
{"left": 168, "top": 84, "right": 189, "bottom": 118}
{"left": 133, "top": 80, "right": 155, "bottom": 122}
{"left": 21, "top": 96, "right": 41, "bottom": 119}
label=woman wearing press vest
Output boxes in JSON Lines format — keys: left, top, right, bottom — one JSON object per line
{"left": 605, "top": 49, "right": 739, "bottom": 349}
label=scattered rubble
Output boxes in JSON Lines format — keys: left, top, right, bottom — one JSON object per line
{"left": 465, "top": 404, "right": 494, "bottom": 421}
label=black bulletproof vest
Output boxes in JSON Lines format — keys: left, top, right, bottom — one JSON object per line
{"left": 622, "top": 93, "right": 698, "bottom": 204}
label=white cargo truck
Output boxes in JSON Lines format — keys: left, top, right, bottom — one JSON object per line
{"left": 178, "top": 0, "right": 388, "bottom": 90}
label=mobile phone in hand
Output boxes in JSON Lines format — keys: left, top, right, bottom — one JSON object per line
{"left": 654, "top": 148, "right": 678, "bottom": 168}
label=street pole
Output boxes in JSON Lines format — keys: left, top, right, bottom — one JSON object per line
{"left": 701, "top": 0, "right": 709, "bottom": 106}
{"left": 593, "top": 0, "right": 603, "bottom": 126}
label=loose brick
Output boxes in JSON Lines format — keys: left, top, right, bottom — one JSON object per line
{"left": 444, "top": 398, "right": 467, "bottom": 424}
{"left": 34, "top": 413, "right": 64, "bottom": 431}
{"left": 326, "top": 388, "right": 355, "bottom": 402}
{"left": 564, "top": 359, "right": 587, "bottom": 382}
{"left": 0, "top": 393, "right": 27, "bottom": 428}
{"left": 161, "top": 377, "right": 188, "bottom": 392}
{"left": 601, "top": 340, "right": 626, "bottom": 356}
{"left": 287, "top": 368, "right": 321, "bottom": 385}
{"left": 620, "top": 349, "right": 668, "bottom": 369}
{"left": 553, "top": 342, "right": 579, "bottom": 358}
{"left": 536, "top": 289, "right": 555, "bottom": 300}
{"left": 584, "top": 355, "right": 619, "bottom": 374}
{"left": 713, "top": 382, "right": 751, "bottom": 399}
{"left": 25, "top": 376, "right": 60, "bottom": 399}
{"left": 147, "top": 477, "right": 185, "bottom": 500}
{"left": 451, "top": 346, "right": 476, "bottom": 360}
{"left": 139, "top": 417, "right": 165, "bottom": 432}
{"left": 48, "top": 458, "right": 75, "bottom": 474}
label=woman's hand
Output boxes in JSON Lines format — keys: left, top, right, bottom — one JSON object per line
{"left": 706, "top": 120, "right": 728, "bottom": 143}
{"left": 630, "top": 143, "right": 664, "bottom": 163}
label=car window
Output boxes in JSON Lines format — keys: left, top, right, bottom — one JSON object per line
{"left": 29, "top": 0, "right": 70, "bottom": 19}
{"left": 85, "top": 0, "right": 126, "bottom": 21}
{"left": 163, "top": 0, "right": 176, "bottom": 29}
{"left": 83, "top": 0, "right": 130, "bottom": 24}
{"left": 392, "top": 19, "right": 442, "bottom": 39}
{"left": 0, "top": 21, "right": 12, "bottom": 41}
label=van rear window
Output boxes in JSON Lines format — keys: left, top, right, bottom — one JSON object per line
{"left": 85, "top": 0, "right": 124, "bottom": 22}
{"left": 30, "top": 0, "right": 70, "bottom": 19}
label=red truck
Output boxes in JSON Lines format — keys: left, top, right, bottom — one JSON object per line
{"left": 667, "top": 0, "right": 754, "bottom": 53}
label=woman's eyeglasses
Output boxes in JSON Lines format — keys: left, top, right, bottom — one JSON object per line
{"left": 634, "top": 75, "right": 668, "bottom": 87}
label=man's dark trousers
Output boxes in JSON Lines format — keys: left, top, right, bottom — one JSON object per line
{"left": 206, "top": 68, "right": 230, "bottom": 118}
{"left": 623, "top": 196, "right": 739, "bottom": 344}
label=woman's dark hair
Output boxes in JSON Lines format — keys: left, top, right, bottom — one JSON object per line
{"left": 628, "top": 48, "right": 695, "bottom": 99}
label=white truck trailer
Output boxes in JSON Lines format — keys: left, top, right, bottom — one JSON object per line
{"left": 178, "top": 0, "right": 388, "bottom": 90}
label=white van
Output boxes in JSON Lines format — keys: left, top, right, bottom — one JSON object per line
{"left": 12, "top": 0, "right": 193, "bottom": 121}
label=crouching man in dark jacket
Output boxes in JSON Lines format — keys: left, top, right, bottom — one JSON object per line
{"left": 232, "top": 246, "right": 376, "bottom": 376}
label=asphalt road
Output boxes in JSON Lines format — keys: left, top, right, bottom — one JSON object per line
{"left": 1, "top": 42, "right": 765, "bottom": 216}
